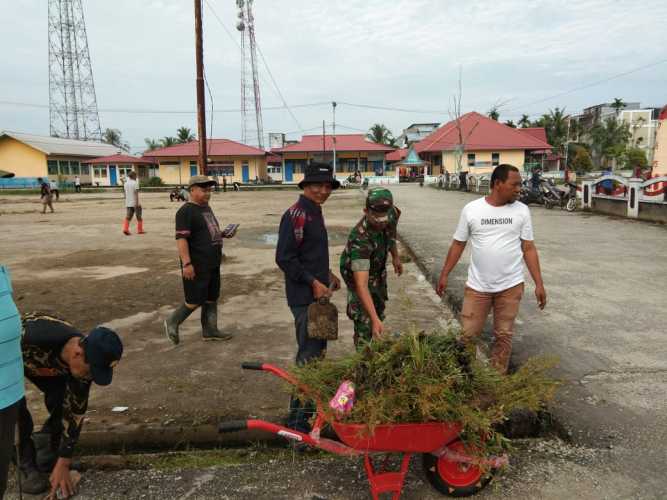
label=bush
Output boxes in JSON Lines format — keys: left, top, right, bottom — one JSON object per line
{"left": 145, "top": 176, "right": 164, "bottom": 187}
{"left": 571, "top": 148, "right": 594, "bottom": 173}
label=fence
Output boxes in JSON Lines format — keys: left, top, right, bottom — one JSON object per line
{"left": 581, "top": 175, "right": 667, "bottom": 223}
{"left": 430, "top": 174, "right": 491, "bottom": 194}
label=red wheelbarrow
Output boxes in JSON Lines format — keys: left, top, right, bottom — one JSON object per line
{"left": 219, "top": 362, "right": 508, "bottom": 499}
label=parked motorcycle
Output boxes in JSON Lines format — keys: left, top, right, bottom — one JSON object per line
{"left": 543, "top": 179, "right": 577, "bottom": 212}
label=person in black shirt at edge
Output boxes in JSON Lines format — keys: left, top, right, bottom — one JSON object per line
{"left": 164, "top": 176, "right": 232, "bottom": 344}
{"left": 276, "top": 162, "right": 342, "bottom": 433}
{"left": 17, "top": 312, "right": 123, "bottom": 497}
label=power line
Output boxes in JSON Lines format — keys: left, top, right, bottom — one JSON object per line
{"left": 337, "top": 101, "right": 449, "bottom": 115}
{"left": 503, "top": 57, "right": 667, "bottom": 114}
{"left": 0, "top": 99, "right": 329, "bottom": 115}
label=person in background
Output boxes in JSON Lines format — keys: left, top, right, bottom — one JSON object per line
{"left": 0, "top": 266, "right": 24, "bottom": 499}
{"left": 49, "top": 179, "right": 60, "bottom": 201}
{"left": 74, "top": 176, "right": 81, "bottom": 193}
{"left": 37, "top": 178, "right": 54, "bottom": 214}
{"left": 122, "top": 171, "right": 144, "bottom": 236}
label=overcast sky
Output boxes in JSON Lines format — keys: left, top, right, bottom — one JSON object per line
{"left": 1, "top": 0, "right": 666, "bottom": 153}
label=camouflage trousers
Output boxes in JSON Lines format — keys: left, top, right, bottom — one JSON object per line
{"left": 347, "top": 291, "right": 385, "bottom": 347}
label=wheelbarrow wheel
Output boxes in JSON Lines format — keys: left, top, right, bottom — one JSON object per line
{"left": 422, "top": 440, "right": 494, "bottom": 497}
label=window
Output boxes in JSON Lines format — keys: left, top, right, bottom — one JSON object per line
{"left": 432, "top": 155, "right": 442, "bottom": 166}
{"left": 70, "top": 161, "right": 81, "bottom": 175}
{"left": 160, "top": 161, "right": 179, "bottom": 166}
{"left": 80, "top": 164, "right": 90, "bottom": 175}
{"left": 93, "top": 166, "right": 107, "bottom": 178}
{"left": 119, "top": 165, "right": 133, "bottom": 178}
{"left": 47, "top": 160, "right": 58, "bottom": 175}
{"left": 58, "top": 160, "right": 70, "bottom": 175}
{"left": 268, "top": 166, "right": 282, "bottom": 174}
{"left": 467, "top": 153, "right": 476, "bottom": 167}
{"left": 209, "top": 163, "right": 234, "bottom": 176}
{"left": 492, "top": 153, "right": 500, "bottom": 167}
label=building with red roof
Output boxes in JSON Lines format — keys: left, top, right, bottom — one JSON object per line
{"left": 412, "top": 112, "right": 552, "bottom": 175}
{"left": 142, "top": 139, "right": 268, "bottom": 185}
{"left": 86, "top": 154, "right": 157, "bottom": 186}
{"left": 271, "top": 134, "right": 394, "bottom": 183}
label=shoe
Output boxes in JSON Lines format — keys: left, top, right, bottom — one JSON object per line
{"left": 164, "top": 304, "right": 196, "bottom": 345}
{"left": 137, "top": 221, "right": 145, "bottom": 234}
{"left": 122, "top": 218, "right": 131, "bottom": 235}
{"left": 20, "top": 466, "right": 49, "bottom": 495}
{"left": 201, "top": 302, "right": 233, "bottom": 341}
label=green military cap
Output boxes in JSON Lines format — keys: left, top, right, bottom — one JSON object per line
{"left": 366, "top": 187, "right": 393, "bottom": 212}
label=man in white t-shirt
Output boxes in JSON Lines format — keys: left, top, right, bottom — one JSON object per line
{"left": 436, "top": 164, "right": 546, "bottom": 373}
{"left": 122, "top": 171, "right": 144, "bottom": 235}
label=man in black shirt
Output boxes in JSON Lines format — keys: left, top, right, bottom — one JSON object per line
{"left": 18, "top": 312, "right": 123, "bottom": 497}
{"left": 164, "top": 176, "right": 232, "bottom": 344}
{"left": 276, "top": 162, "right": 341, "bottom": 432}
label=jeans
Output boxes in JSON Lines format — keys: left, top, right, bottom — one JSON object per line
{"left": 287, "top": 305, "right": 327, "bottom": 433}
{"left": 459, "top": 283, "right": 524, "bottom": 374}
{"left": 0, "top": 401, "right": 18, "bottom": 498}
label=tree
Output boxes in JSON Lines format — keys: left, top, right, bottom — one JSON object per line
{"left": 144, "top": 138, "right": 161, "bottom": 151}
{"left": 538, "top": 108, "right": 569, "bottom": 156}
{"left": 448, "top": 67, "right": 479, "bottom": 173}
{"left": 176, "top": 126, "right": 196, "bottom": 143}
{"left": 630, "top": 116, "right": 646, "bottom": 146}
{"left": 588, "top": 118, "right": 631, "bottom": 168}
{"left": 571, "top": 147, "right": 594, "bottom": 173}
{"left": 610, "top": 97, "right": 626, "bottom": 116}
{"left": 487, "top": 107, "right": 500, "bottom": 121}
{"left": 504, "top": 120, "right": 516, "bottom": 128}
{"left": 102, "top": 128, "right": 130, "bottom": 152}
{"left": 518, "top": 114, "right": 531, "bottom": 128}
{"left": 622, "top": 147, "right": 648, "bottom": 170}
{"left": 367, "top": 123, "right": 395, "bottom": 146}
{"left": 160, "top": 137, "right": 178, "bottom": 148}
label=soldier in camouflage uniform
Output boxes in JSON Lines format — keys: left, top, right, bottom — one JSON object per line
{"left": 17, "top": 312, "right": 123, "bottom": 496}
{"left": 340, "top": 188, "right": 403, "bottom": 346}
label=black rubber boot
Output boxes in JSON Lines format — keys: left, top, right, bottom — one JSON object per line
{"left": 201, "top": 302, "right": 232, "bottom": 341}
{"left": 34, "top": 431, "right": 57, "bottom": 473}
{"left": 164, "top": 304, "right": 196, "bottom": 345}
{"left": 19, "top": 439, "right": 49, "bottom": 495}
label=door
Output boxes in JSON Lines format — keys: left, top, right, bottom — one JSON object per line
{"left": 284, "top": 161, "right": 294, "bottom": 182}
{"left": 190, "top": 165, "right": 198, "bottom": 178}
{"left": 242, "top": 164, "right": 249, "bottom": 183}
{"left": 109, "top": 166, "right": 117, "bottom": 186}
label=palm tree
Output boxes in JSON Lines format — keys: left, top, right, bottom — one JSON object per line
{"left": 487, "top": 107, "right": 500, "bottom": 121}
{"left": 610, "top": 98, "right": 626, "bottom": 116}
{"left": 518, "top": 114, "right": 531, "bottom": 128}
{"left": 160, "top": 137, "right": 178, "bottom": 148}
{"left": 589, "top": 118, "right": 631, "bottom": 168}
{"left": 102, "top": 128, "right": 130, "bottom": 152}
{"left": 504, "top": 120, "right": 516, "bottom": 128}
{"left": 367, "top": 124, "right": 395, "bottom": 146}
{"left": 540, "top": 108, "right": 569, "bottom": 155}
{"left": 144, "top": 138, "right": 161, "bottom": 151}
{"left": 176, "top": 126, "right": 195, "bottom": 143}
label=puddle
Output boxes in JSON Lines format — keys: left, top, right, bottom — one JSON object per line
{"left": 32, "top": 265, "right": 149, "bottom": 281}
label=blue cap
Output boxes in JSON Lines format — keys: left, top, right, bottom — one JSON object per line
{"left": 83, "top": 327, "right": 123, "bottom": 386}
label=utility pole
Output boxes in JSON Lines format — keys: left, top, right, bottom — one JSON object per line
{"left": 194, "top": 0, "right": 208, "bottom": 175}
{"left": 332, "top": 101, "right": 337, "bottom": 173}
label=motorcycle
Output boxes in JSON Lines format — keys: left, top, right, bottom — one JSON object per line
{"left": 543, "top": 179, "right": 577, "bottom": 212}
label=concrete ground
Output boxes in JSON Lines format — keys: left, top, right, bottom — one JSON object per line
{"left": 391, "top": 184, "right": 667, "bottom": 499}
{"left": 2, "top": 186, "right": 663, "bottom": 499}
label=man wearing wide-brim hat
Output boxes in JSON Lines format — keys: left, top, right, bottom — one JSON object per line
{"left": 276, "top": 162, "right": 342, "bottom": 433}
{"left": 164, "top": 176, "right": 232, "bottom": 345}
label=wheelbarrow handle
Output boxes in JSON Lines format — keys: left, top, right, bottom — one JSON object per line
{"left": 219, "top": 420, "right": 248, "bottom": 433}
{"left": 241, "top": 362, "right": 264, "bottom": 370}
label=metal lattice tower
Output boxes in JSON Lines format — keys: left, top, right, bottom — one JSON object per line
{"left": 236, "top": 0, "right": 264, "bottom": 148}
{"left": 48, "top": 0, "right": 102, "bottom": 140}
